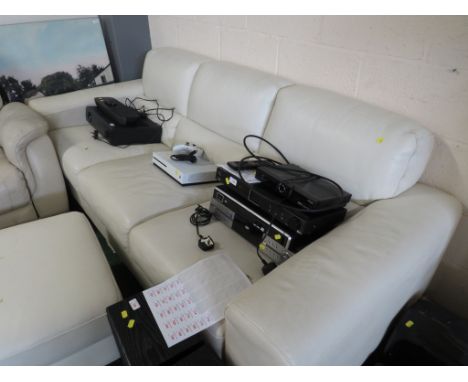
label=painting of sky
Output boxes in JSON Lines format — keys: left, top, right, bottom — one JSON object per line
{"left": 0, "top": 17, "right": 110, "bottom": 85}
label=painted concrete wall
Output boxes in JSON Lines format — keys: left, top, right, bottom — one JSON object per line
{"left": 149, "top": 15, "right": 468, "bottom": 317}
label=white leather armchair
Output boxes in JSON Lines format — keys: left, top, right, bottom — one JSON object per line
{"left": 0, "top": 102, "right": 68, "bottom": 228}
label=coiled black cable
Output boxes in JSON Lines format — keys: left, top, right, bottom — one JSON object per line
{"left": 189, "top": 205, "right": 212, "bottom": 239}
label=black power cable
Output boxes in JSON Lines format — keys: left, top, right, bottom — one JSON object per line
{"left": 189, "top": 205, "right": 215, "bottom": 251}
{"left": 124, "top": 96, "right": 175, "bottom": 124}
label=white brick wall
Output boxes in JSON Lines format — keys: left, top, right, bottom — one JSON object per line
{"left": 149, "top": 15, "right": 468, "bottom": 317}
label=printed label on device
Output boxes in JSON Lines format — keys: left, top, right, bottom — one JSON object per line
{"left": 129, "top": 298, "right": 141, "bottom": 311}
{"left": 219, "top": 164, "right": 261, "bottom": 184}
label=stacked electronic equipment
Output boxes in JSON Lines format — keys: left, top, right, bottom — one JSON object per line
{"left": 209, "top": 135, "right": 352, "bottom": 274}
{"left": 86, "top": 96, "right": 172, "bottom": 146}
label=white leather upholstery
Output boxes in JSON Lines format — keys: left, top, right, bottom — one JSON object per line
{"left": 0, "top": 102, "right": 68, "bottom": 221}
{"left": 0, "top": 204, "right": 37, "bottom": 231}
{"left": 0, "top": 212, "right": 122, "bottom": 365}
{"left": 0, "top": 102, "right": 48, "bottom": 191}
{"left": 26, "top": 135, "right": 69, "bottom": 217}
{"left": 27, "top": 79, "right": 144, "bottom": 129}
{"left": 188, "top": 61, "right": 291, "bottom": 150}
{"left": 224, "top": 184, "right": 462, "bottom": 365}
{"left": 0, "top": 148, "right": 30, "bottom": 215}
{"left": 77, "top": 154, "right": 215, "bottom": 252}
{"left": 261, "top": 85, "right": 434, "bottom": 202}
{"left": 129, "top": 202, "right": 265, "bottom": 287}
{"left": 49, "top": 125, "right": 169, "bottom": 188}
{"left": 142, "top": 48, "right": 210, "bottom": 116}
{"left": 173, "top": 118, "right": 249, "bottom": 164}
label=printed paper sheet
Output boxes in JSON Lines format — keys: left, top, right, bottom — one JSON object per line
{"left": 143, "top": 254, "right": 251, "bottom": 347}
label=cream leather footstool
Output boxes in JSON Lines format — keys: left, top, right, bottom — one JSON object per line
{"left": 0, "top": 212, "right": 122, "bottom": 365}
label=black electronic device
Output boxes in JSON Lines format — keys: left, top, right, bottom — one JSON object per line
{"left": 227, "top": 160, "right": 261, "bottom": 171}
{"left": 216, "top": 166, "right": 346, "bottom": 235}
{"left": 378, "top": 298, "right": 468, "bottom": 365}
{"left": 254, "top": 163, "right": 351, "bottom": 210}
{"left": 86, "top": 106, "right": 162, "bottom": 146}
{"left": 95, "top": 97, "right": 142, "bottom": 125}
{"left": 209, "top": 185, "right": 345, "bottom": 266}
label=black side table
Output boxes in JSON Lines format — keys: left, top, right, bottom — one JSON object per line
{"left": 379, "top": 298, "right": 468, "bottom": 365}
{"left": 107, "top": 292, "right": 223, "bottom": 366}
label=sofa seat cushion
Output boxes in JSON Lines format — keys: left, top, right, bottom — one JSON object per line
{"left": 77, "top": 154, "right": 215, "bottom": 253}
{"left": 49, "top": 125, "right": 170, "bottom": 186}
{"left": 127, "top": 199, "right": 361, "bottom": 356}
{"left": 0, "top": 148, "right": 30, "bottom": 215}
{"left": 128, "top": 202, "right": 265, "bottom": 287}
{"left": 0, "top": 212, "right": 122, "bottom": 365}
{"left": 128, "top": 202, "right": 266, "bottom": 357}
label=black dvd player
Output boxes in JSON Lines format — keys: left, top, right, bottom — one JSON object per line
{"left": 216, "top": 166, "right": 346, "bottom": 235}
{"left": 210, "top": 185, "right": 344, "bottom": 266}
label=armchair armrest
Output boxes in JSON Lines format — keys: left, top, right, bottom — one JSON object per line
{"left": 27, "top": 79, "right": 143, "bottom": 129}
{"left": 224, "top": 184, "right": 462, "bottom": 365}
{"left": 0, "top": 103, "right": 48, "bottom": 191}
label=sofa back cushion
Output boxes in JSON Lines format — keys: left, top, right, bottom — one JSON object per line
{"left": 142, "top": 48, "right": 210, "bottom": 115}
{"left": 174, "top": 118, "right": 249, "bottom": 164}
{"left": 187, "top": 61, "right": 291, "bottom": 151}
{"left": 260, "top": 85, "right": 434, "bottom": 202}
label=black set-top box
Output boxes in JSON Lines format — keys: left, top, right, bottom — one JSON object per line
{"left": 216, "top": 165, "right": 348, "bottom": 236}
{"left": 86, "top": 97, "right": 162, "bottom": 146}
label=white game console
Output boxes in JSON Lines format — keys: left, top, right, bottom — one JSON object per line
{"left": 152, "top": 150, "right": 218, "bottom": 185}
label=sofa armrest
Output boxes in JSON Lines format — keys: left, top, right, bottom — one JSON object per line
{"left": 224, "top": 184, "right": 462, "bottom": 365}
{"left": 27, "top": 79, "right": 144, "bottom": 129}
{"left": 0, "top": 103, "right": 49, "bottom": 192}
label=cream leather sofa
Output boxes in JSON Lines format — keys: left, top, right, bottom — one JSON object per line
{"left": 28, "top": 47, "right": 462, "bottom": 365}
{"left": 0, "top": 102, "right": 68, "bottom": 229}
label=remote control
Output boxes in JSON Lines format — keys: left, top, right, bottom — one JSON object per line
{"left": 95, "top": 97, "right": 142, "bottom": 126}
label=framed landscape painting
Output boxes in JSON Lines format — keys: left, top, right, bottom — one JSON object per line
{"left": 0, "top": 17, "right": 114, "bottom": 103}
